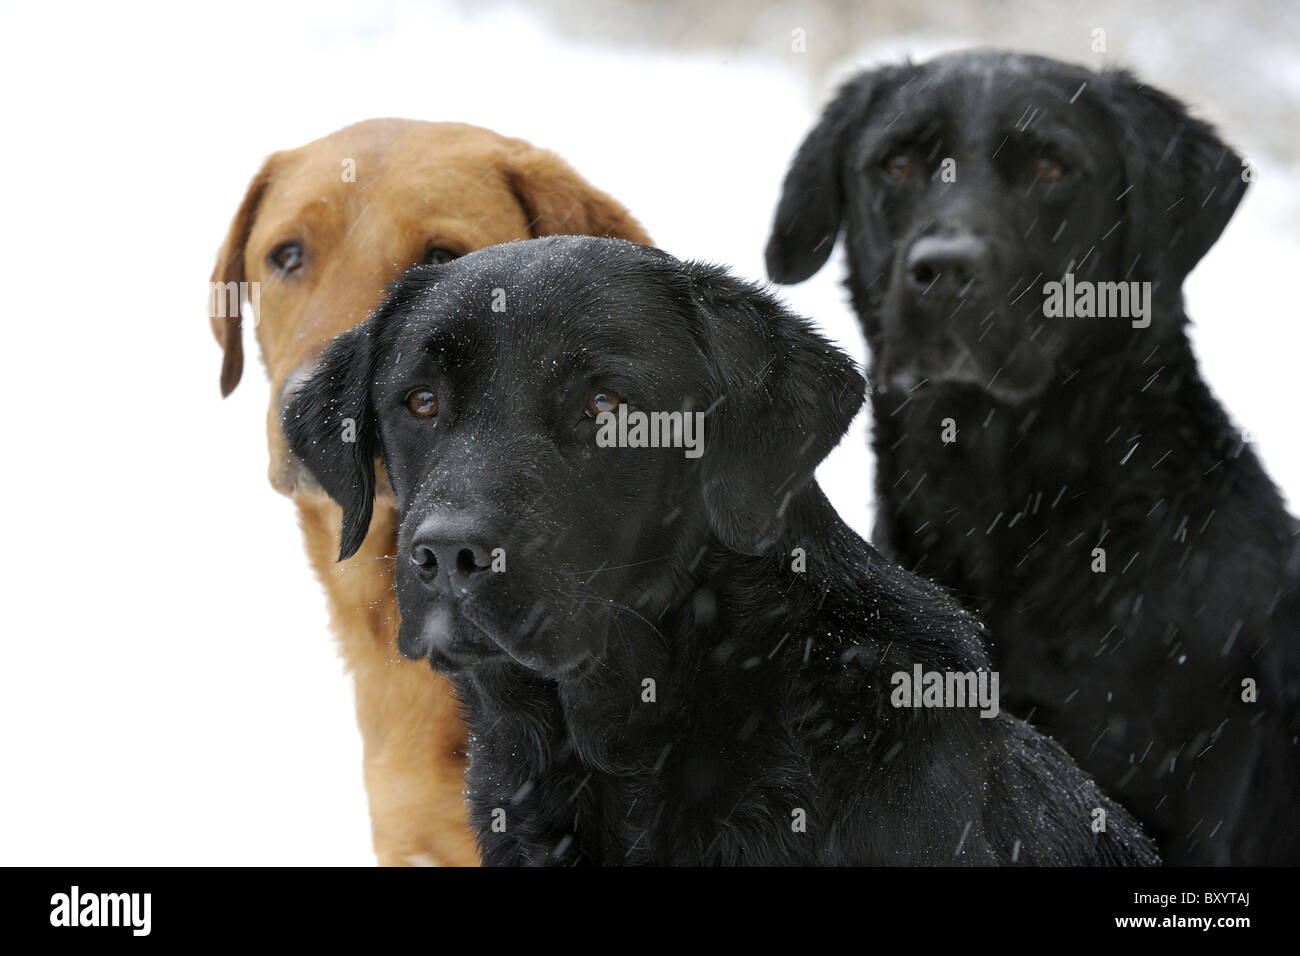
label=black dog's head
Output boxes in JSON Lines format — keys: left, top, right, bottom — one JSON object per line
{"left": 766, "top": 49, "right": 1247, "bottom": 403}
{"left": 284, "top": 237, "right": 863, "bottom": 678}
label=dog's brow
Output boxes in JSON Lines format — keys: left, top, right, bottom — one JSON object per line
{"left": 381, "top": 326, "right": 466, "bottom": 382}
{"left": 555, "top": 347, "right": 638, "bottom": 386}
{"left": 853, "top": 110, "right": 943, "bottom": 169}
{"left": 1003, "top": 125, "right": 1096, "bottom": 173}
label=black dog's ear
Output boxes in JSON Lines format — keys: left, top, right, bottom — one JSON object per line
{"left": 282, "top": 320, "right": 381, "bottom": 561}
{"left": 1106, "top": 70, "right": 1248, "bottom": 284}
{"left": 685, "top": 262, "right": 866, "bottom": 554}
{"left": 284, "top": 267, "right": 440, "bottom": 559}
{"left": 765, "top": 70, "right": 884, "bottom": 285}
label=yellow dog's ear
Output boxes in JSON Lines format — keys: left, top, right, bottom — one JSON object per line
{"left": 505, "top": 145, "right": 652, "bottom": 245}
{"left": 209, "top": 154, "right": 280, "bottom": 397}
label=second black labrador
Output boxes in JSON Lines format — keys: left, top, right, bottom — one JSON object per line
{"left": 284, "top": 235, "right": 1156, "bottom": 865}
{"left": 767, "top": 49, "right": 1299, "bottom": 864}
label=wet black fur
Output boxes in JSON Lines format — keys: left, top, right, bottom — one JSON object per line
{"left": 285, "top": 235, "right": 1157, "bottom": 865}
{"left": 767, "top": 50, "right": 1299, "bottom": 864}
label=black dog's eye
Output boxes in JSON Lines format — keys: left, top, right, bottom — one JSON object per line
{"left": 884, "top": 153, "right": 915, "bottom": 179}
{"left": 406, "top": 388, "right": 439, "bottom": 418}
{"left": 422, "top": 247, "right": 459, "bottom": 266}
{"left": 1034, "top": 157, "right": 1066, "bottom": 183}
{"left": 586, "top": 390, "right": 620, "bottom": 417}
{"left": 269, "top": 241, "right": 305, "bottom": 273}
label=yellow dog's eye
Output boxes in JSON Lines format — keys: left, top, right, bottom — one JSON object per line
{"left": 586, "top": 391, "right": 620, "bottom": 417}
{"left": 269, "top": 241, "right": 305, "bottom": 273}
{"left": 422, "top": 247, "right": 458, "bottom": 266}
{"left": 884, "top": 153, "right": 914, "bottom": 179}
{"left": 1035, "top": 157, "right": 1065, "bottom": 182}
{"left": 406, "top": 389, "right": 438, "bottom": 418}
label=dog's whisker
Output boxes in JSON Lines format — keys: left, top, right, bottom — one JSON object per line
{"left": 572, "top": 555, "right": 672, "bottom": 576}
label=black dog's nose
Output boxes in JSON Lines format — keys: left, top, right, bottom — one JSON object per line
{"left": 409, "top": 516, "right": 496, "bottom": 594}
{"left": 905, "top": 234, "right": 987, "bottom": 294}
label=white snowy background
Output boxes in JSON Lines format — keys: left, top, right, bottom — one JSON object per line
{"left": 0, "top": 0, "right": 1295, "bottom": 864}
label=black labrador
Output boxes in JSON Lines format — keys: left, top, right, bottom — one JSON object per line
{"left": 767, "top": 49, "right": 1299, "bottom": 864}
{"left": 284, "top": 236, "right": 1155, "bottom": 865}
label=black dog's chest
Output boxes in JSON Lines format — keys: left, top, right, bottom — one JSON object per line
{"left": 472, "top": 738, "right": 795, "bottom": 866}
{"left": 877, "top": 392, "right": 1289, "bottom": 860}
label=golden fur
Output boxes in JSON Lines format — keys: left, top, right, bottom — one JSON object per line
{"left": 210, "top": 119, "right": 650, "bottom": 865}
